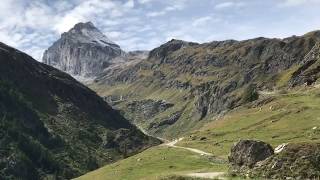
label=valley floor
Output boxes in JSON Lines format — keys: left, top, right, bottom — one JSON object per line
{"left": 75, "top": 140, "right": 228, "bottom": 180}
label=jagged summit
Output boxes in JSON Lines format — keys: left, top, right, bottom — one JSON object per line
{"left": 148, "top": 39, "right": 198, "bottom": 61}
{"left": 43, "top": 21, "right": 125, "bottom": 78}
{"left": 74, "top": 21, "right": 96, "bottom": 29}
{"left": 64, "top": 21, "right": 118, "bottom": 48}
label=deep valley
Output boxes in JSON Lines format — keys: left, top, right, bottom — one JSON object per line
{"left": 2, "top": 18, "right": 320, "bottom": 180}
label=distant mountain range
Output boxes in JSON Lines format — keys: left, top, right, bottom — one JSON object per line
{"left": 4, "top": 21, "right": 319, "bottom": 179}
{"left": 44, "top": 22, "right": 318, "bottom": 138}
{"left": 43, "top": 22, "right": 320, "bottom": 138}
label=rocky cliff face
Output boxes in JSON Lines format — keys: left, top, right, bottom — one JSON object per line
{"left": 0, "top": 42, "right": 160, "bottom": 180}
{"left": 43, "top": 22, "right": 126, "bottom": 78}
{"left": 229, "top": 140, "right": 320, "bottom": 179}
{"left": 290, "top": 40, "right": 320, "bottom": 86}
{"left": 89, "top": 31, "right": 320, "bottom": 138}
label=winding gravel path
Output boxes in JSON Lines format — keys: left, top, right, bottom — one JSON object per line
{"left": 186, "top": 172, "right": 225, "bottom": 179}
{"left": 138, "top": 126, "right": 227, "bottom": 179}
{"left": 164, "top": 137, "right": 213, "bottom": 156}
{"left": 163, "top": 138, "right": 226, "bottom": 179}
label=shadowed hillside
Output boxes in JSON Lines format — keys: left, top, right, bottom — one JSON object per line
{"left": 0, "top": 42, "right": 160, "bottom": 180}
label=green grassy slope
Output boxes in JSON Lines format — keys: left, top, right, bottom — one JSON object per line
{"left": 177, "top": 87, "right": 320, "bottom": 158}
{"left": 81, "top": 32, "right": 320, "bottom": 179}
{"left": 89, "top": 81, "right": 211, "bottom": 139}
{"left": 77, "top": 86, "right": 320, "bottom": 180}
{"left": 75, "top": 145, "right": 227, "bottom": 180}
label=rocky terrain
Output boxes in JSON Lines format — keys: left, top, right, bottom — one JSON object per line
{"left": 229, "top": 140, "right": 320, "bottom": 179}
{"left": 89, "top": 31, "right": 320, "bottom": 138}
{"left": 290, "top": 41, "right": 320, "bottom": 86}
{"left": 43, "top": 22, "right": 126, "bottom": 78}
{"left": 0, "top": 42, "right": 160, "bottom": 180}
{"left": 41, "top": 24, "right": 320, "bottom": 179}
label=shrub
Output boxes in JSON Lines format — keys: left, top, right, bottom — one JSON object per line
{"left": 242, "top": 84, "right": 259, "bottom": 103}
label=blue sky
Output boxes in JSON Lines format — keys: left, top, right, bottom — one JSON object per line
{"left": 1, "top": 0, "right": 320, "bottom": 61}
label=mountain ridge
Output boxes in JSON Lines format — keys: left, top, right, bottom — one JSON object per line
{"left": 88, "top": 29, "right": 320, "bottom": 138}
{"left": 0, "top": 42, "right": 160, "bottom": 180}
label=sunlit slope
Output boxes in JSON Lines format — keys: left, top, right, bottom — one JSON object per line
{"left": 178, "top": 87, "right": 320, "bottom": 157}
{"left": 75, "top": 146, "right": 227, "bottom": 180}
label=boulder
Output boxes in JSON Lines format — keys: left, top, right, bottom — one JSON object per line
{"left": 229, "top": 140, "right": 274, "bottom": 168}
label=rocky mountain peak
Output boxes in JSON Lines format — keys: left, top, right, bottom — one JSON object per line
{"left": 148, "top": 39, "right": 198, "bottom": 61}
{"left": 73, "top": 21, "right": 95, "bottom": 30}
{"left": 43, "top": 21, "right": 125, "bottom": 78}
{"left": 62, "top": 21, "right": 118, "bottom": 48}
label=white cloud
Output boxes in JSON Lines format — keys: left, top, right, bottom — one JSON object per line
{"left": 0, "top": 0, "right": 319, "bottom": 61}
{"left": 106, "top": 31, "right": 123, "bottom": 39}
{"left": 147, "top": 0, "right": 186, "bottom": 17}
{"left": 124, "top": 0, "right": 135, "bottom": 8}
{"left": 54, "top": 0, "right": 115, "bottom": 33}
{"left": 53, "top": 0, "right": 137, "bottom": 34}
{"left": 54, "top": 16, "right": 79, "bottom": 34}
{"left": 23, "top": 2, "right": 56, "bottom": 29}
{"left": 215, "top": 2, "right": 234, "bottom": 9}
{"left": 147, "top": 11, "right": 164, "bottom": 17}
{"left": 280, "top": 0, "right": 320, "bottom": 6}
{"left": 214, "top": 1, "right": 245, "bottom": 10}
{"left": 192, "top": 16, "right": 221, "bottom": 27}
{"left": 137, "top": 0, "right": 154, "bottom": 4}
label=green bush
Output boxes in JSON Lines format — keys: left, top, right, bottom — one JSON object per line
{"left": 242, "top": 84, "right": 259, "bottom": 103}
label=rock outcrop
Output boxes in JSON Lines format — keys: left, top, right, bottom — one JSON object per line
{"left": 229, "top": 140, "right": 274, "bottom": 169}
{"left": 229, "top": 140, "right": 320, "bottom": 179}
{"left": 149, "top": 111, "right": 182, "bottom": 129}
{"left": 252, "top": 143, "right": 320, "bottom": 179}
{"left": 126, "top": 99, "right": 174, "bottom": 120}
{"left": 290, "top": 41, "right": 320, "bottom": 86}
{"left": 43, "top": 22, "right": 126, "bottom": 78}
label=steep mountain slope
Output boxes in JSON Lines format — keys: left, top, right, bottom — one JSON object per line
{"left": 0, "top": 42, "right": 159, "bottom": 180}
{"left": 290, "top": 40, "right": 320, "bottom": 86}
{"left": 43, "top": 22, "right": 126, "bottom": 78}
{"left": 89, "top": 31, "right": 320, "bottom": 138}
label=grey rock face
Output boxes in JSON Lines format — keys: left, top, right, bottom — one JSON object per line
{"left": 126, "top": 99, "right": 174, "bottom": 120}
{"left": 229, "top": 140, "right": 274, "bottom": 168}
{"left": 251, "top": 143, "right": 320, "bottom": 179}
{"left": 290, "top": 42, "right": 320, "bottom": 86}
{"left": 230, "top": 141, "right": 320, "bottom": 179}
{"left": 191, "top": 81, "right": 239, "bottom": 120}
{"left": 43, "top": 22, "right": 126, "bottom": 78}
{"left": 103, "top": 95, "right": 129, "bottom": 106}
{"left": 149, "top": 111, "right": 182, "bottom": 129}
